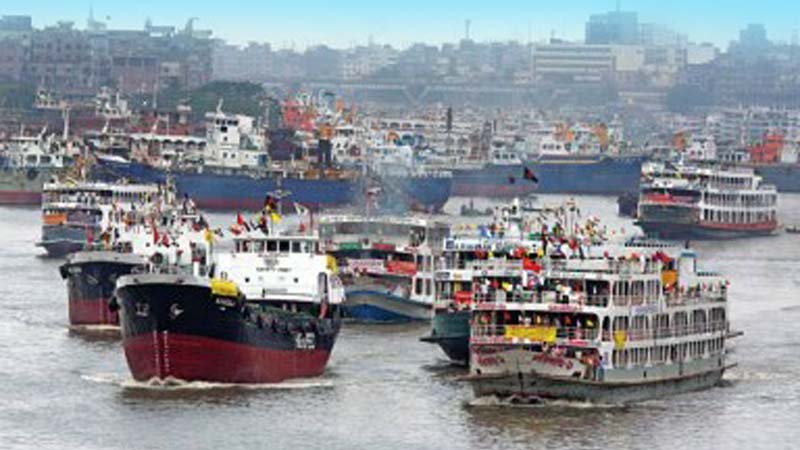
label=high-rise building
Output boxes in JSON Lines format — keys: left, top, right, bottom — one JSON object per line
{"left": 585, "top": 10, "right": 639, "bottom": 45}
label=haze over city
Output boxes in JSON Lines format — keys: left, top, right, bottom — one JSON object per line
{"left": 7, "top": 0, "right": 800, "bottom": 48}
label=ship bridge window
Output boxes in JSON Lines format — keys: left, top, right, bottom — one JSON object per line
{"left": 292, "top": 242, "right": 301, "bottom": 253}
{"left": 266, "top": 240, "right": 277, "bottom": 252}
{"left": 252, "top": 241, "right": 265, "bottom": 253}
{"left": 279, "top": 241, "right": 290, "bottom": 253}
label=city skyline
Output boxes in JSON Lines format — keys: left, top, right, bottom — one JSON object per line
{"left": 5, "top": 0, "right": 800, "bottom": 49}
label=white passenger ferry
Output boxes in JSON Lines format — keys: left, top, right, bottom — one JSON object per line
{"left": 38, "top": 181, "right": 162, "bottom": 257}
{"left": 637, "top": 162, "right": 778, "bottom": 239}
{"left": 468, "top": 241, "right": 733, "bottom": 403}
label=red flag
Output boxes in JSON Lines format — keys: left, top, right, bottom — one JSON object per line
{"left": 523, "top": 167, "right": 539, "bottom": 183}
{"left": 237, "top": 212, "right": 245, "bottom": 226}
{"left": 523, "top": 258, "right": 542, "bottom": 273}
{"left": 153, "top": 226, "right": 159, "bottom": 245}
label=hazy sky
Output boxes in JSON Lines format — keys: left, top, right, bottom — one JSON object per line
{"left": 7, "top": 1, "right": 799, "bottom": 49}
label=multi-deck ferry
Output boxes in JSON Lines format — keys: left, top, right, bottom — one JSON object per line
{"left": 467, "top": 241, "right": 733, "bottom": 403}
{"left": 637, "top": 162, "right": 778, "bottom": 239}
{"left": 37, "top": 181, "right": 161, "bottom": 257}
{"left": 423, "top": 198, "right": 608, "bottom": 365}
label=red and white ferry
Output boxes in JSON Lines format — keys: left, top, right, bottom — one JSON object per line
{"left": 636, "top": 162, "right": 778, "bottom": 239}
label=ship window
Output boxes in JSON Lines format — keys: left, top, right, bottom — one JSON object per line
{"left": 292, "top": 242, "right": 301, "bottom": 253}
{"left": 415, "top": 278, "right": 423, "bottom": 295}
{"left": 425, "top": 279, "right": 432, "bottom": 296}
{"left": 266, "top": 240, "right": 277, "bottom": 252}
{"left": 279, "top": 241, "right": 290, "bottom": 253}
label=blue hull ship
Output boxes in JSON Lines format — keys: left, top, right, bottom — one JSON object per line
{"left": 343, "top": 288, "right": 432, "bottom": 322}
{"left": 451, "top": 155, "right": 644, "bottom": 197}
{"left": 750, "top": 164, "right": 800, "bottom": 192}
{"left": 92, "top": 157, "right": 452, "bottom": 212}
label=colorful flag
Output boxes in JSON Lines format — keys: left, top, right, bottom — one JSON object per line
{"left": 523, "top": 167, "right": 538, "bottom": 183}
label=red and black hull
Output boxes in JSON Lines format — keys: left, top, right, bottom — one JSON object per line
{"left": 60, "top": 251, "right": 145, "bottom": 327}
{"left": 636, "top": 220, "right": 778, "bottom": 240}
{"left": 0, "top": 190, "right": 41, "bottom": 205}
{"left": 116, "top": 274, "right": 340, "bottom": 384}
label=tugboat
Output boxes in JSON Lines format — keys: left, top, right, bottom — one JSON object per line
{"left": 467, "top": 241, "right": 734, "bottom": 403}
{"left": 115, "top": 223, "right": 344, "bottom": 384}
{"left": 59, "top": 202, "right": 207, "bottom": 328}
{"left": 37, "top": 181, "right": 160, "bottom": 257}
{"left": 636, "top": 162, "right": 778, "bottom": 239}
{"left": 0, "top": 126, "right": 75, "bottom": 205}
{"left": 320, "top": 214, "right": 450, "bottom": 322}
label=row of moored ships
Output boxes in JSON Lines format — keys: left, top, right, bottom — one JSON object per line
{"left": 1, "top": 101, "right": 652, "bottom": 212}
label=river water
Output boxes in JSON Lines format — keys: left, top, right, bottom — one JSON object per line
{"left": 1, "top": 195, "right": 799, "bottom": 450}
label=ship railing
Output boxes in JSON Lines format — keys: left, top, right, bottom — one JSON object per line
{"left": 602, "top": 320, "right": 729, "bottom": 342}
{"left": 472, "top": 291, "right": 536, "bottom": 304}
{"left": 473, "top": 291, "right": 609, "bottom": 307}
{"left": 467, "top": 259, "right": 523, "bottom": 272}
{"left": 472, "top": 324, "right": 599, "bottom": 342}
{"left": 549, "top": 259, "right": 661, "bottom": 275}
{"left": 665, "top": 291, "right": 726, "bottom": 306}
{"left": 611, "top": 295, "right": 653, "bottom": 307}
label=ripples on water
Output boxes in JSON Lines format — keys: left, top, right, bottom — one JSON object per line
{"left": 1, "top": 196, "right": 800, "bottom": 450}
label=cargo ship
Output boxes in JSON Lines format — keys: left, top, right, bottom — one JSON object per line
{"left": 0, "top": 131, "right": 73, "bottom": 205}
{"left": 116, "top": 226, "right": 344, "bottom": 384}
{"left": 91, "top": 106, "right": 452, "bottom": 212}
{"left": 467, "top": 242, "right": 734, "bottom": 404}
{"left": 636, "top": 162, "right": 779, "bottom": 239}
{"left": 435, "top": 127, "right": 643, "bottom": 198}
{"left": 59, "top": 206, "right": 207, "bottom": 328}
{"left": 320, "top": 214, "right": 450, "bottom": 322}
{"left": 61, "top": 252, "right": 144, "bottom": 328}
{"left": 450, "top": 154, "right": 644, "bottom": 197}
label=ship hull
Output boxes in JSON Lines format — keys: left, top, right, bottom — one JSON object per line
{"left": 749, "top": 164, "right": 800, "bottom": 192}
{"left": 343, "top": 289, "right": 431, "bottom": 322}
{"left": 379, "top": 175, "right": 452, "bottom": 213}
{"left": 636, "top": 220, "right": 777, "bottom": 240}
{"left": 470, "top": 348, "right": 727, "bottom": 403}
{"left": 93, "top": 158, "right": 450, "bottom": 212}
{"left": 420, "top": 309, "right": 470, "bottom": 365}
{"left": 0, "top": 190, "right": 42, "bottom": 205}
{"left": 116, "top": 274, "right": 340, "bottom": 383}
{"left": 451, "top": 156, "right": 643, "bottom": 197}
{"left": 60, "top": 252, "right": 145, "bottom": 327}
{"left": 470, "top": 366, "right": 725, "bottom": 404}
{"left": 38, "top": 224, "right": 95, "bottom": 257}
{"left": 0, "top": 168, "right": 57, "bottom": 205}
